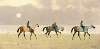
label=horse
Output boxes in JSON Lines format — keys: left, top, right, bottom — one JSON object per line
{"left": 71, "top": 25, "right": 95, "bottom": 40}
{"left": 17, "top": 24, "right": 39, "bottom": 40}
{"left": 43, "top": 25, "right": 64, "bottom": 37}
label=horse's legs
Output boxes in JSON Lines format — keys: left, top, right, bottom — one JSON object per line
{"left": 30, "top": 32, "right": 37, "bottom": 40}
{"left": 58, "top": 31, "right": 61, "bottom": 37}
{"left": 72, "top": 31, "right": 76, "bottom": 40}
{"left": 23, "top": 32, "right": 26, "bottom": 39}
{"left": 48, "top": 32, "right": 51, "bottom": 37}
{"left": 47, "top": 32, "right": 50, "bottom": 37}
{"left": 84, "top": 32, "right": 86, "bottom": 40}
{"left": 55, "top": 31, "right": 58, "bottom": 37}
{"left": 59, "top": 31, "right": 61, "bottom": 35}
{"left": 18, "top": 32, "right": 22, "bottom": 38}
{"left": 30, "top": 32, "right": 32, "bottom": 40}
{"left": 78, "top": 31, "right": 81, "bottom": 40}
{"left": 86, "top": 32, "right": 91, "bottom": 39}
{"left": 45, "top": 31, "right": 48, "bottom": 35}
{"left": 44, "top": 31, "right": 49, "bottom": 38}
{"left": 32, "top": 32, "right": 37, "bottom": 39}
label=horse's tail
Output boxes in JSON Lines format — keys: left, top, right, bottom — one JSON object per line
{"left": 71, "top": 27, "right": 74, "bottom": 33}
{"left": 17, "top": 27, "right": 20, "bottom": 33}
{"left": 43, "top": 27, "right": 47, "bottom": 32}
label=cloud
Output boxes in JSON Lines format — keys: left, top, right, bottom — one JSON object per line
{"left": 0, "top": 0, "right": 31, "bottom": 7}
{"left": 31, "top": 0, "right": 44, "bottom": 9}
{"left": 0, "top": 0, "right": 44, "bottom": 9}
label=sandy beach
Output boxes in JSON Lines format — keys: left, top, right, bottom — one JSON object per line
{"left": 0, "top": 33, "right": 98, "bottom": 49}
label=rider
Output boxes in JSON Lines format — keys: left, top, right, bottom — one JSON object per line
{"left": 52, "top": 22, "right": 58, "bottom": 31}
{"left": 27, "top": 20, "right": 31, "bottom": 28}
{"left": 80, "top": 20, "right": 85, "bottom": 31}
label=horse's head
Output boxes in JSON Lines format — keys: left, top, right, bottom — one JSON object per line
{"left": 91, "top": 25, "right": 95, "bottom": 29}
{"left": 60, "top": 27, "right": 64, "bottom": 31}
{"left": 36, "top": 24, "right": 39, "bottom": 27}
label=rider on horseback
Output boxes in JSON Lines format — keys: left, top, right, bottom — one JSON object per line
{"left": 80, "top": 20, "right": 85, "bottom": 31}
{"left": 52, "top": 22, "right": 58, "bottom": 31}
{"left": 27, "top": 20, "right": 31, "bottom": 28}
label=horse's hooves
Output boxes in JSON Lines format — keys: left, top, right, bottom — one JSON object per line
{"left": 72, "top": 38, "right": 74, "bottom": 40}
{"left": 50, "top": 36, "right": 51, "bottom": 38}
{"left": 36, "top": 38, "right": 37, "bottom": 40}
{"left": 57, "top": 37, "right": 59, "bottom": 38}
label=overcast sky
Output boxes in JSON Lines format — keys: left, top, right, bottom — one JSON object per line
{"left": 0, "top": 0, "right": 100, "bottom": 25}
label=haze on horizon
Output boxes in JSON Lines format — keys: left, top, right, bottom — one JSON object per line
{"left": 0, "top": 0, "right": 100, "bottom": 25}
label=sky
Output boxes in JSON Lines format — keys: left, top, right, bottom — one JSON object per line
{"left": 0, "top": 0, "right": 100, "bottom": 25}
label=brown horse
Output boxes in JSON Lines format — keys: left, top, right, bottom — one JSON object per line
{"left": 17, "top": 24, "right": 39, "bottom": 40}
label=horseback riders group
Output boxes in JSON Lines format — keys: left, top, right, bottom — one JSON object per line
{"left": 17, "top": 19, "right": 95, "bottom": 40}
{"left": 26, "top": 20, "right": 85, "bottom": 34}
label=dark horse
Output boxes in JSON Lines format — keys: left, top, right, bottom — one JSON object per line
{"left": 17, "top": 24, "right": 39, "bottom": 40}
{"left": 43, "top": 25, "right": 64, "bottom": 37}
{"left": 71, "top": 25, "right": 95, "bottom": 40}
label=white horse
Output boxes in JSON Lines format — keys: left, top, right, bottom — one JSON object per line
{"left": 71, "top": 25, "right": 95, "bottom": 40}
